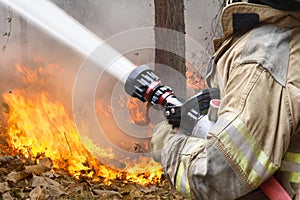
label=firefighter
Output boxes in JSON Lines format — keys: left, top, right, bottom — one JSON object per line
{"left": 150, "top": 0, "right": 300, "bottom": 199}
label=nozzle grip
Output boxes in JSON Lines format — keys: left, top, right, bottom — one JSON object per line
{"left": 165, "top": 88, "right": 220, "bottom": 132}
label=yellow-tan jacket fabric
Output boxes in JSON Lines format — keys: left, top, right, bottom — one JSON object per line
{"left": 153, "top": 3, "right": 300, "bottom": 199}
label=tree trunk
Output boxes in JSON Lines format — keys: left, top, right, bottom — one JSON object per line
{"left": 154, "top": 0, "right": 186, "bottom": 98}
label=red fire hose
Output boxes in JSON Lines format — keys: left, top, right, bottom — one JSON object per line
{"left": 260, "top": 176, "right": 292, "bottom": 200}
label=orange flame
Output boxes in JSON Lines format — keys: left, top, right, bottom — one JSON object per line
{"left": 127, "top": 97, "right": 148, "bottom": 125}
{"left": 186, "top": 62, "right": 207, "bottom": 91}
{"left": 2, "top": 59, "right": 163, "bottom": 185}
{"left": 118, "top": 96, "right": 150, "bottom": 126}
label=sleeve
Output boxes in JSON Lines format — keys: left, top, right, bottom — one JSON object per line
{"left": 159, "top": 63, "right": 291, "bottom": 199}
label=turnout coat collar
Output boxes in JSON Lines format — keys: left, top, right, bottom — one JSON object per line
{"left": 221, "top": 3, "right": 300, "bottom": 38}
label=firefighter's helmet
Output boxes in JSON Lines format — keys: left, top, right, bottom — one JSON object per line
{"left": 226, "top": 0, "right": 300, "bottom": 10}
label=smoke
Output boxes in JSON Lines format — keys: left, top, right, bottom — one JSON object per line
{"left": 0, "top": 0, "right": 222, "bottom": 168}
{"left": 0, "top": 0, "right": 222, "bottom": 96}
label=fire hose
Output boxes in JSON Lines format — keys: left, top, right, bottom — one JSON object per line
{"left": 124, "top": 65, "right": 291, "bottom": 200}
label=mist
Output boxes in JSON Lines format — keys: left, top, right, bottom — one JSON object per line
{"left": 0, "top": 0, "right": 222, "bottom": 168}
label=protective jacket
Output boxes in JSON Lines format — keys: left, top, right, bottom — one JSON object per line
{"left": 151, "top": 2, "right": 300, "bottom": 199}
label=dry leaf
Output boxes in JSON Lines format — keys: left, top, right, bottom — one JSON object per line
{"left": 140, "top": 185, "right": 157, "bottom": 194}
{"left": 65, "top": 182, "right": 84, "bottom": 193}
{"left": 118, "top": 184, "right": 135, "bottom": 195}
{"left": 0, "top": 156, "right": 13, "bottom": 164}
{"left": 29, "top": 186, "right": 45, "bottom": 200}
{"left": 6, "top": 171, "right": 31, "bottom": 183}
{"left": 2, "top": 191, "right": 13, "bottom": 200}
{"left": 44, "top": 177, "right": 62, "bottom": 188}
{"left": 0, "top": 182, "right": 9, "bottom": 193}
{"left": 25, "top": 165, "right": 49, "bottom": 175}
{"left": 31, "top": 175, "right": 61, "bottom": 188}
{"left": 25, "top": 157, "right": 52, "bottom": 175}
{"left": 0, "top": 168, "right": 8, "bottom": 174}
{"left": 16, "top": 192, "right": 26, "bottom": 199}
{"left": 45, "top": 184, "right": 66, "bottom": 198}
{"left": 31, "top": 176, "right": 49, "bottom": 188}
{"left": 92, "top": 189, "right": 122, "bottom": 198}
{"left": 30, "top": 176, "right": 65, "bottom": 198}
{"left": 6, "top": 157, "right": 23, "bottom": 171}
{"left": 43, "top": 171, "right": 60, "bottom": 179}
{"left": 38, "top": 158, "right": 53, "bottom": 169}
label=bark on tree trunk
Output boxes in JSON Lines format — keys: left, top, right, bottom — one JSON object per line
{"left": 154, "top": 0, "right": 186, "bottom": 98}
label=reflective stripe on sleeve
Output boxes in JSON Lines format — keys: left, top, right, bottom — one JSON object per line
{"left": 175, "top": 138, "right": 205, "bottom": 198}
{"left": 280, "top": 152, "right": 300, "bottom": 183}
{"left": 176, "top": 156, "right": 191, "bottom": 198}
{"left": 218, "top": 117, "right": 277, "bottom": 187}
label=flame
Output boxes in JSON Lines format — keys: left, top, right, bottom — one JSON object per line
{"left": 127, "top": 97, "right": 148, "bottom": 125}
{"left": 4, "top": 90, "right": 91, "bottom": 176}
{"left": 95, "top": 99, "right": 112, "bottom": 117}
{"left": 117, "top": 96, "right": 150, "bottom": 126}
{"left": 186, "top": 62, "right": 207, "bottom": 91}
{"left": 2, "top": 59, "right": 163, "bottom": 185}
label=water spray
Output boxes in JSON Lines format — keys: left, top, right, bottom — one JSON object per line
{"left": 0, "top": 0, "right": 220, "bottom": 132}
{"left": 0, "top": 0, "right": 135, "bottom": 82}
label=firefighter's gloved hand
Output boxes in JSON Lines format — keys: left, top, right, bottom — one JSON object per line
{"left": 150, "top": 121, "right": 177, "bottom": 163}
{"left": 191, "top": 115, "right": 215, "bottom": 139}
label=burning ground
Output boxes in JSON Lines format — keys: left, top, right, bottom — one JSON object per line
{"left": 0, "top": 58, "right": 191, "bottom": 199}
{"left": 0, "top": 57, "right": 205, "bottom": 199}
{"left": 0, "top": 152, "right": 186, "bottom": 199}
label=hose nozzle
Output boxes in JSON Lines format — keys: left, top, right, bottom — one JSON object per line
{"left": 124, "top": 65, "right": 220, "bottom": 132}
{"left": 124, "top": 65, "right": 181, "bottom": 108}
